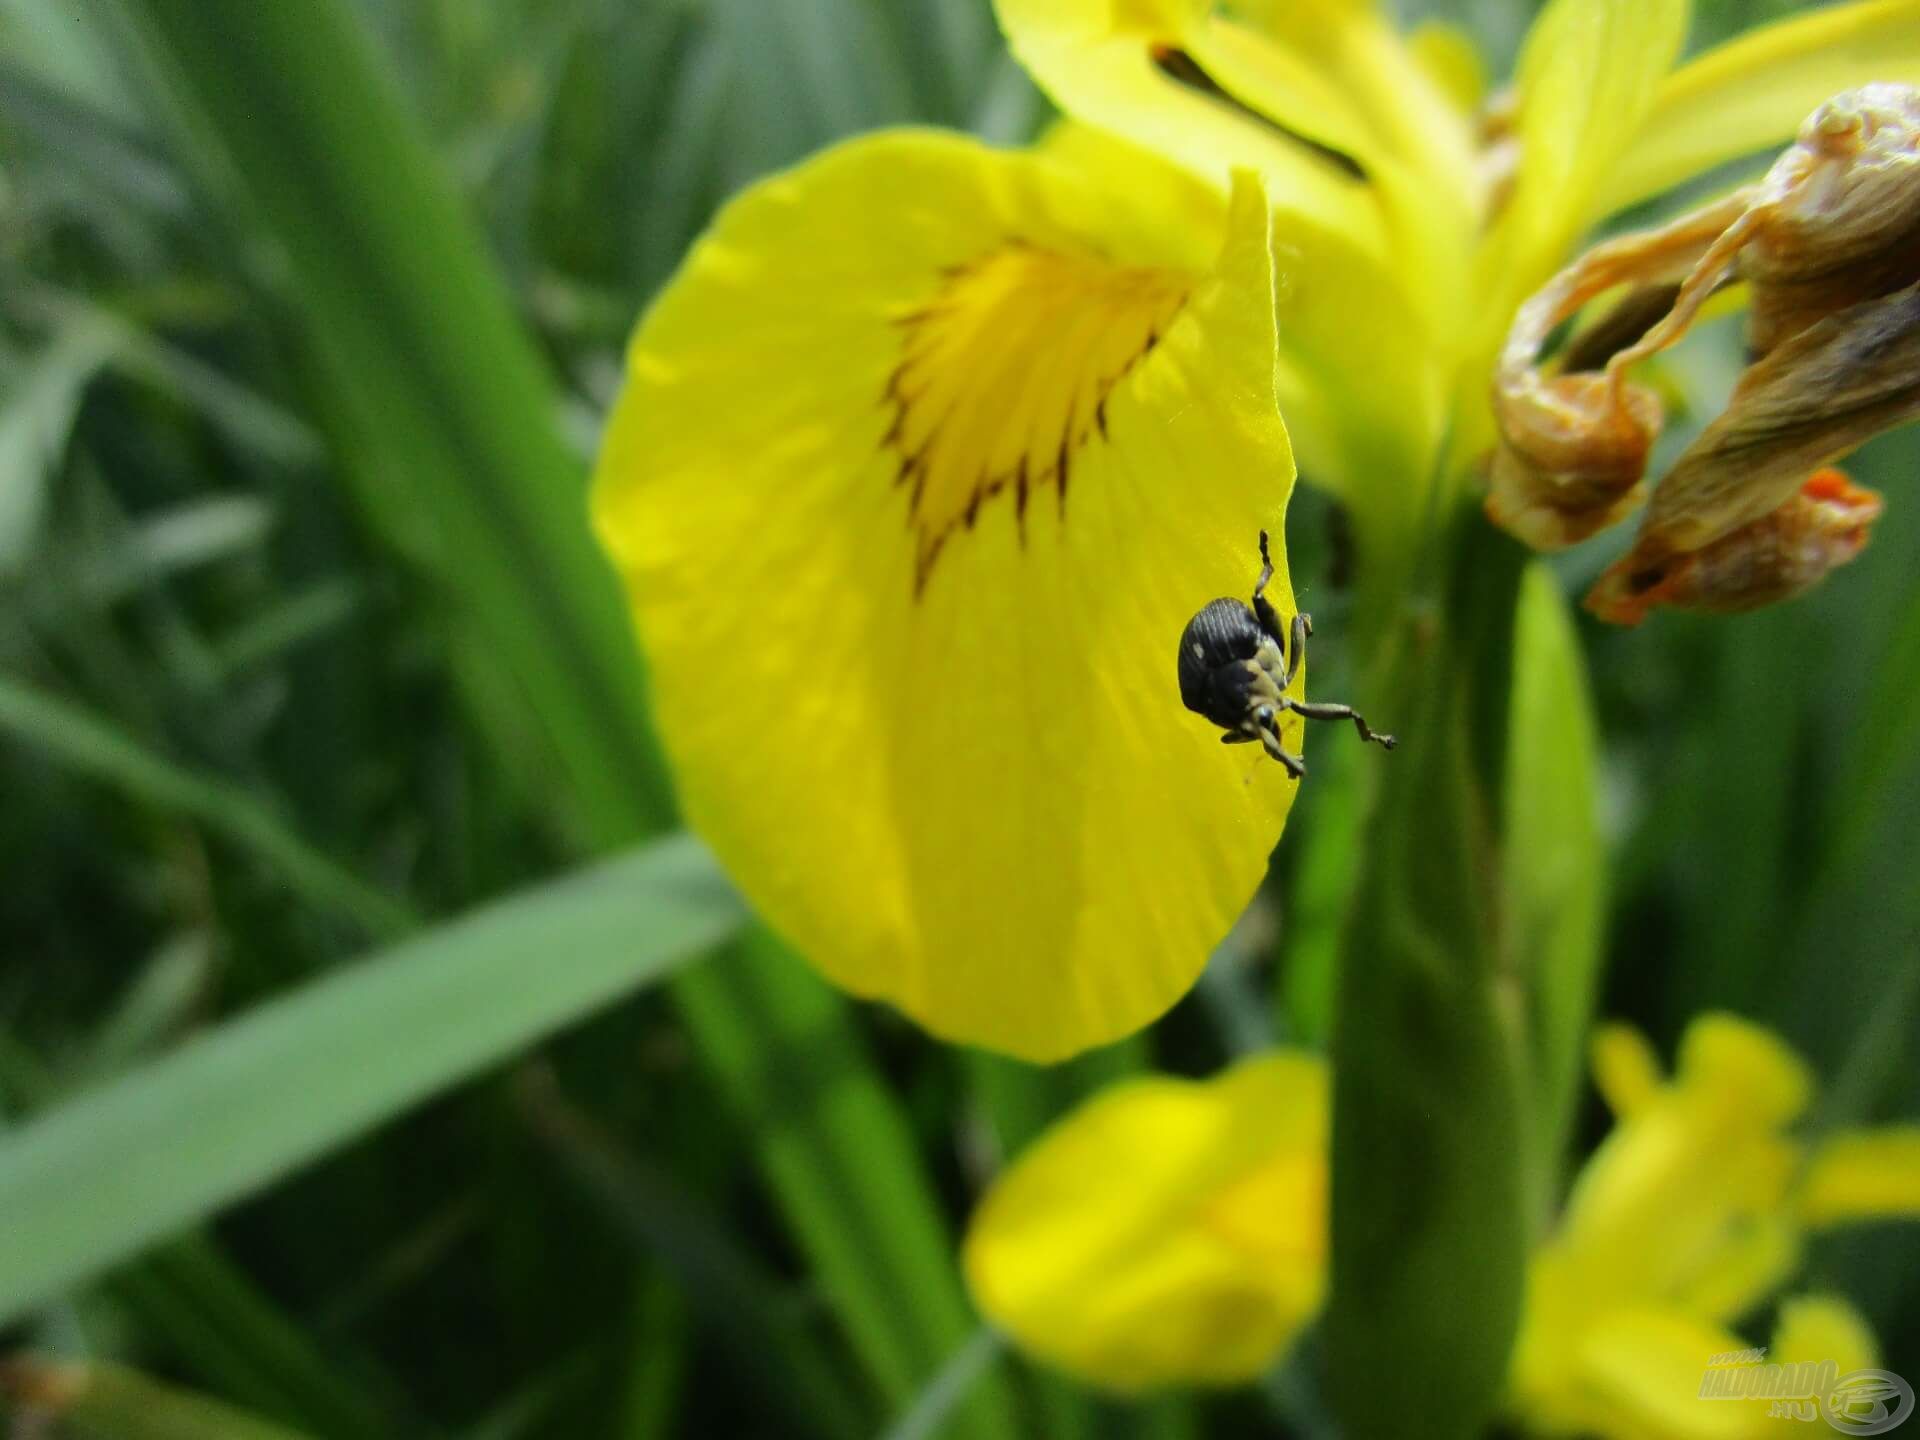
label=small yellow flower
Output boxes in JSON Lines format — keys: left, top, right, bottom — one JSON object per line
{"left": 962, "top": 1052, "right": 1327, "bottom": 1390}
{"left": 960, "top": 1016, "right": 1920, "bottom": 1407}
{"left": 593, "top": 0, "right": 1920, "bottom": 1057}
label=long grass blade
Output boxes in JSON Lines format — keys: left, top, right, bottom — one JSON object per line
{"left": 114, "top": 0, "right": 672, "bottom": 844}
{"left": 512, "top": 1065, "right": 867, "bottom": 1439}
{"left": 879, "top": 1327, "right": 1005, "bottom": 1440}
{"left": 679, "top": 931, "right": 1021, "bottom": 1436}
{"left": 0, "top": 1032, "right": 402, "bottom": 1436}
{"left": 0, "top": 833, "right": 741, "bottom": 1323}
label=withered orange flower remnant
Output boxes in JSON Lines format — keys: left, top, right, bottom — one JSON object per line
{"left": 1586, "top": 468, "right": 1884, "bottom": 625}
{"left": 1490, "top": 84, "right": 1920, "bottom": 623}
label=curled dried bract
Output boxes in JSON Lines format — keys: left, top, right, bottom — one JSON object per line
{"left": 1489, "top": 84, "right": 1920, "bottom": 621}
{"left": 1488, "top": 195, "right": 1744, "bottom": 549}
{"left": 1586, "top": 468, "right": 1883, "bottom": 626}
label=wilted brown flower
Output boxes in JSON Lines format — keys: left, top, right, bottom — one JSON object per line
{"left": 1489, "top": 84, "right": 1920, "bottom": 622}
{"left": 1586, "top": 468, "right": 1883, "bottom": 626}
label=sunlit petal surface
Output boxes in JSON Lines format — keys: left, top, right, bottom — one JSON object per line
{"left": 595, "top": 135, "right": 1301, "bottom": 1060}
{"left": 1489, "top": 0, "right": 1689, "bottom": 294}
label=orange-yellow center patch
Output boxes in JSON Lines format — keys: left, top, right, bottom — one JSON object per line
{"left": 885, "top": 242, "right": 1191, "bottom": 588}
{"left": 1202, "top": 1152, "right": 1327, "bottom": 1280}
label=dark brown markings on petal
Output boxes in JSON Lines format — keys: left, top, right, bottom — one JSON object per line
{"left": 883, "top": 240, "right": 1191, "bottom": 594}
{"left": 1148, "top": 44, "right": 1367, "bottom": 184}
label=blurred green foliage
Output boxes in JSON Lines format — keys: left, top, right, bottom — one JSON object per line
{"left": 0, "top": 0, "right": 1914, "bottom": 1436}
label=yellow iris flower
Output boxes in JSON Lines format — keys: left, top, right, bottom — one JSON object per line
{"left": 592, "top": 0, "right": 1920, "bottom": 1059}
{"left": 1511, "top": 1015, "right": 1920, "bottom": 1439}
{"left": 963, "top": 1052, "right": 1328, "bottom": 1390}
{"left": 961, "top": 1015, "right": 1920, "bottom": 1418}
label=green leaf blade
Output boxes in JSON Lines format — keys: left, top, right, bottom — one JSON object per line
{"left": 0, "top": 834, "right": 742, "bottom": 1325}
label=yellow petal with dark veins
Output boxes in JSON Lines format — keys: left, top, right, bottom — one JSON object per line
{"left": 594, "top": 132, "right": 1301, "bottom": 1060}
{"left": 994, "top": 0, "right": 1390, "bottom": 261}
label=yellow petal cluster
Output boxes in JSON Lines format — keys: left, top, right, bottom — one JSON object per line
{"left": 1510, "top": 1014, "right": 1920, "bottom": 1439}
{"left": 961, "top": 1015, "right": 1920, "bottom": 1408}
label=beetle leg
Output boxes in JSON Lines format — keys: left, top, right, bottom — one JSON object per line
{"left": 1251, "top": 531, "right": 1291, "bottom": 654}
{"left": 1287, "top": 699, "right": 1397, "bottom": 749}
{"left": 1257, "top": 727, "right": 1306, "bottom": 779}
{"left": 1251, "top": 701, "right": 1307, "bottom": 778}
{"left": 1277, "top": 611, "right": 1313, "bottom": 688}
{"left": 1220, "top": 731, "right": 1258, "bottom": 744}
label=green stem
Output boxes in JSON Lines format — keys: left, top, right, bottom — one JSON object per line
{"left": 1326, "top": 508, "right": 1531, "bottom": 1440}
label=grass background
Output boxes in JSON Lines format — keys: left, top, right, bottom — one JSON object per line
{"left": 0, "top": 0, "right": 1915, "bottom": 1435}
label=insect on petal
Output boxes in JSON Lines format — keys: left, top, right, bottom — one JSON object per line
{"left": 594, "top": 134, "right": 1302, "bottom": 1060}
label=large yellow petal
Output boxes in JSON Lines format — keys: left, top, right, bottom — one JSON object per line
{"left": 962, "top": 1053, "right": 1327, "bottom": 1390}
{"left": 594, "top": 132, "right": 1300, "bottom": 1061}
{"left": 1597, "top": 0, "right": 1920, "bottom": 219}
{"left": 993, "top": 0, "right": 1390, "bottom": 261}
{"left": 1485, "top": 0, "right": 1690, "bottom": 310}
{"left": 1798, "top": 1126, "right": 1920, "bottom": 1227}
{"left": 1266, "top": 207, "right": 1450, "bottom": 525}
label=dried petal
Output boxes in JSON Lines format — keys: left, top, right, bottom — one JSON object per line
{"left": 1585, "top": 468, "right": 1882, "bottom": 626}
{"left": 1490, "top": 84, "right": 1920, "bottom": 586}
{"left": 1487, "top": 194, "right": 1746, "bottom": 549}
{"left": 1488, "top": 373, "right": 1660, "bottom": 549}
{"left": 1742, "top": 84, "right": 1920, "bottom": 356}
{"left": 1634, "top": 279, "right": 1920, "bottom": 557}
